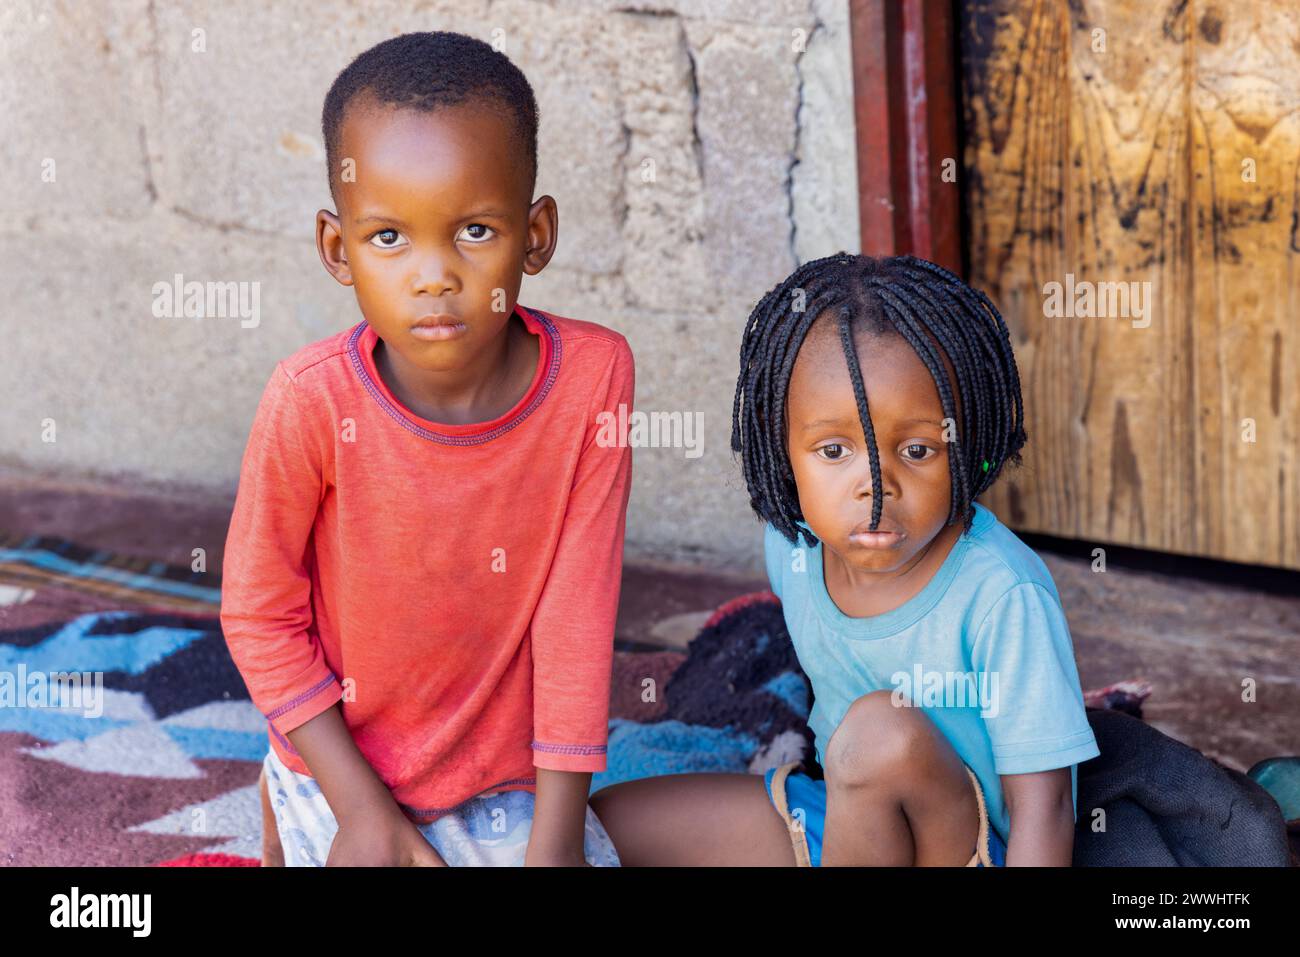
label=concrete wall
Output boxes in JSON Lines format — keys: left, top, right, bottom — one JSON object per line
{"left": 0, "top": 0, "right": 860, "bottom": 573}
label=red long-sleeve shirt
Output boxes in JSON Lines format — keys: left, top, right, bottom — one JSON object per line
{"left": 219, "top": 304, "right": 634, "bottom": 822}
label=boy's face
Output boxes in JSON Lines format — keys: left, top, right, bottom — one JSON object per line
{"left": 316, "top": 95, "right": 555, "bottom": 372}
{"left": 785, "top": 316, "right": 962, "bottom": 578}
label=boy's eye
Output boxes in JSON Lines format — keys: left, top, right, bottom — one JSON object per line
{"left": 458, "top": 223, "right": 495, "bottom": 243}
{"left": 816, "top": 444, "right": 850, "bottom": 461}
{"left": 368, "top": 229, "right": 406, "bottom": 249}
{"left": 902, "top": 444, "right": 934, "bottom": 461}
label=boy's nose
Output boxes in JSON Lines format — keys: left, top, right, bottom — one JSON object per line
{"left": 411, "top": 253, "right": 460, "bottom": 297}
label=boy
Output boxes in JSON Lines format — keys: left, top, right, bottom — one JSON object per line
{"left": 220, "top": 31, "right": 633, "bottom": 866}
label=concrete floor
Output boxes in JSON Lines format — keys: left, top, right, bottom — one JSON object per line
{"left": 1, "top": 463, "right": 1296, "bottom": 772}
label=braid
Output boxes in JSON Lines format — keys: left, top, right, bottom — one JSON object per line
{"left": 732, "top": 254, "right": 855, "bottom": 545}
{"left": 895, "top": 257, "right": 1027, "bottom": 494}
{"left": 731, "top": 252, "right": 1026, "bottom": 544}
{"left": 871, "top": 285, "right": 970, "bottom": 527}
{"left": 836, "top": 303, "right": 884, "bottom": 531}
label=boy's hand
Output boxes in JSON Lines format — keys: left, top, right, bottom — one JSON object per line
{"left": 284, "top": 705, "right": 444, "bottom": 866}
{"left": 327, "top": 804, "right": 446, "bottom": 867}
{"left": 523, "top": 844, "right": 589, "bottom": 867}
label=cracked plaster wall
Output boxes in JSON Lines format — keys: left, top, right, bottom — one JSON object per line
{"left": 0, "top": 0, "right": 860, "bottom": 571}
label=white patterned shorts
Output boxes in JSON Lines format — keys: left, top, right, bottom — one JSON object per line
{"left": 263, "top": 747, "right": 621, "bottom": 867}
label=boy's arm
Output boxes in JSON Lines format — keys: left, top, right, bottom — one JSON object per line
{"left": 526, "top": 768, "right": 594, "bottom": 866}
{"left": 285, "top": 705, "right": 392, "bottom": 819}
{"left": 287, "top": 704, "right": 444, "bottom": 866}
{"left": 1001, "top": 767, "right": 1075, "bottom": 866}
{"left": 526, "top": 338, "right": 635, "bottom": 865}
{"left": 220, "top": 364, "right": 343, "bottom": 736}
{"left": 221, "top": 366, "right": 439, "bottom": 865}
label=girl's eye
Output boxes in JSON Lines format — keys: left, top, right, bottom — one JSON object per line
{"left": 817, "top": 444, "right": 849, "bottom": 461}
{"left": 902, "top": 444, "right": 934, "bottom": 461}
{"left": 369, "top": 229, "right": 406, "bottom": 248}
{"left": 459, "top": 223, "right": 495, "bottom": 243}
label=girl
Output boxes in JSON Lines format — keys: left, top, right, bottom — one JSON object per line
{"left": 591, "top": 254, "right": 1099, "bottom": 866}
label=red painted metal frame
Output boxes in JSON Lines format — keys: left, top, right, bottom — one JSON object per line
{"left": 848, "top": 0, "right": 964, "bottom": 275}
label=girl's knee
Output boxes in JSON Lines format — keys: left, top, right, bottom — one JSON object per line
{"left": 825, "top": 690, "right": 930, "bottom": 787}
{"left": 588, "top": 783, "right": 625, "bottom": 821}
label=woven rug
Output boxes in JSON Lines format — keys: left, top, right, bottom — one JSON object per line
{"left": 0, "top": 533, "right": 687, "bottom": 865}
{"left": 0, "top": 532, "right": 1154, "bottom": 866}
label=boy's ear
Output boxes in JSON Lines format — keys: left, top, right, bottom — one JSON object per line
{"left": 522, "top": 195, "right": 558, "bottom": 276}
{"left": 316, "top": 209, "right": 353, "bottom": 286}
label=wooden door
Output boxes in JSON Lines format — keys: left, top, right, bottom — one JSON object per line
{"left": 961, "top": 0, "right": 1299, "bottom": 569}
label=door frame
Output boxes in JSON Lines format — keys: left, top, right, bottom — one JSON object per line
{"left": 848, "top": 0, "right": 964, "bottom": 275}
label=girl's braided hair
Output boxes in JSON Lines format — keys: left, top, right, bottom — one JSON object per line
{"left": 731, "top": 253, "right": 1027, "bottom": 548}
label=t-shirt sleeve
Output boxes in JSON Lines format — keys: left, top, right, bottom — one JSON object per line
{"left": 219, "top": 364, "right": 343, "bottom": 739}
{"left": 529, "top": 338, "right": 635, "bottom": 773}
{"left": 969, "top": 581, "right": 1100, "bottom": 775}
{"left": 763, "top": 522, "right": 787, "bottom": 601}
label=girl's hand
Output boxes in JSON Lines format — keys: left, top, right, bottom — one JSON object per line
{"left": 326, "top": 806, "right": 446, "bottom": 867}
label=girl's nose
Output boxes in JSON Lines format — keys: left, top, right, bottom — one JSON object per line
{"left": 852, "top": 456, "right": 895, "bottom": 500}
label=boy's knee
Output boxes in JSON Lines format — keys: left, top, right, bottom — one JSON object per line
{"left": 824, "top": 689, "right": 928, "bottom": 788}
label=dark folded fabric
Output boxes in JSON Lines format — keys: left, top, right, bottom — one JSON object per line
{"left": 665, "top": 598, "right": 815, "bottom": 752}
{"left": 1074, "top": 708, "right": 1291, "bottom": 866}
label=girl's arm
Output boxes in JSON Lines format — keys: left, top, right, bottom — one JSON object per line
{"left": 1001, "top": 767, "right": 1075, "bottom": 865}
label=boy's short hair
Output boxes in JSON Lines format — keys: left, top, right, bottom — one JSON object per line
{"left": 321, "top": 31, "right": 539, "bottom": 204}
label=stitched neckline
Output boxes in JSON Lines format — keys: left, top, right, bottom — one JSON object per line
{"left": 807, "top": 503, "right": 994, "bottom": 639}
{"left": 346, "top": 305, "right": 562, "bottom": 446}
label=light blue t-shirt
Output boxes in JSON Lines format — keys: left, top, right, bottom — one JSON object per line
{"left": 763, "top": 502, "right": 1100, "bottom": 844}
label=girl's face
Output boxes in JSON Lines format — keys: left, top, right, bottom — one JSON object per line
{"left": 784, "top": 317, "right": 961, "bottom": 577}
